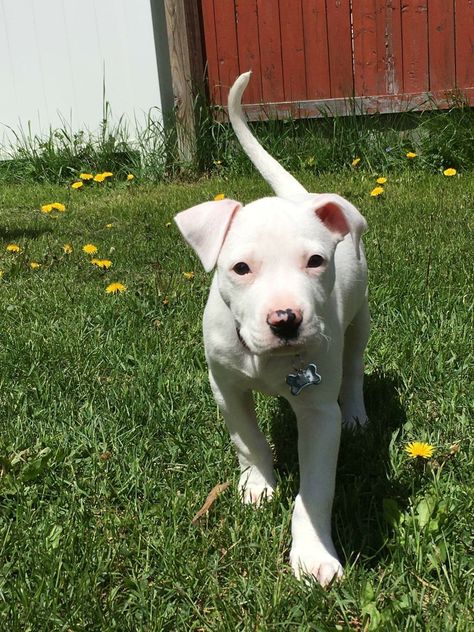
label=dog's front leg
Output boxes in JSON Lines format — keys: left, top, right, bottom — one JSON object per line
{"left": 209, "top": 371, "right": 276, "bottom": 505}
{"left": 289, "top": 400, "right": 343, "bottom": 586}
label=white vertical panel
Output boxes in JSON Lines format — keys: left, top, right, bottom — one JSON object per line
{"left": 0, "top": 0, "right": 167, "bottom": 151}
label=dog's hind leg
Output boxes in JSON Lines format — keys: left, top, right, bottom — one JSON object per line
{"left": 209, "top": 371, "right": 276, "bottom": 505}
{"left": 339, "top": 297, "right": 370, "bottom": 427}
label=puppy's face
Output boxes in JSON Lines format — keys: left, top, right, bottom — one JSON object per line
{"left": 216, "top": 198, "right": 340, "bottom": 355}
{"left": 174, "top": 192, "right": 366, "bottom": 356}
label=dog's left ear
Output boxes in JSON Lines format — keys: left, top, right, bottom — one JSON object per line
{"left": 174, "top": 199, "right": 242, "bottom": 272}
{"left": 312, "top": 194, "right": 368, "bottom": 258}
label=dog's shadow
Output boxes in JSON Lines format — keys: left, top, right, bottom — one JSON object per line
{"left": 267, "top": 369, "right": 409, "bottom": 567}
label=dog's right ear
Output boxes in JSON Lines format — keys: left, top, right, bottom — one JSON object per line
{"left": 174, "top": 199, "right": 242, "bottom": 272}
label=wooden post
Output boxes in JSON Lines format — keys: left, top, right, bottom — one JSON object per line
{"left": 164, "top": 0, "right": 204, "bottom": 163}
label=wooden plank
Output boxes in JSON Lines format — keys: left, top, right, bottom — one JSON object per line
{"left": 302, "top": 0, "right": 331, "bottom": 99}
{"left": 454, "top": 0, "right": 474, "bottom": 90}
{"left": 213, "top": 0, "right": 240, "bottom": 105}
{"left": 201, "top": 0, "right": 221, "bottom": 103}
{"left": 183, "top": 0, "right": 206, "bottom": 96}
{"left": 235, "top": 0, "right": 262, "bottom": 103}
{"left": 279, "top": 0, "right": 307, "bottom": 101}
{"left": 383, "top": 0, "right": 404, "bottom": 95}
{"left": 401, "top": 0, "right": 429, "bottom": 93}
{"left": 164, "top": 0, "right": 196, "bottom": 161}
{"left": 353, "top": 0, "right": 380, "bottom": 95}
{"left": 256, "top": 0, "right": 285, "bottom": 102}
{"left": 230, "top": 87, "right": 474, "bottom": 120}
{"left": 326, "top": 0, "right": 353, "bottom": 97}
{"left": 428, "top": 1, "right": 456, "bottom": 92}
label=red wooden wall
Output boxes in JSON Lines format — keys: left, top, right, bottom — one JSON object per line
{"left": 201, "top": 0, "right": 474, "bottom": 118}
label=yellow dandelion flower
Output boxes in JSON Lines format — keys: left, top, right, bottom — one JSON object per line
{"left": 105, "top": 223, "right": 113, "bottom": 229}
{"left": 6, "top": 243, "right": 21, "bottom": 253}
{"left": 71, "top": 181, "right": 84, "bottom": 189}
{"left": 51, "top": 202, "right": 66, "bottom": 212}
{"left": 41, "top": 204, "right": 53, "bottom": 213}
{"left": 351, "top": 157, "right": 361, "bottom": 167}
{"left": 102, "top": 172, "right": 113, "bottom": 178}
{"left": 406, "top": 151, "right": 417, "bottom": 159}
{"left": 30, "top": 262, "right": 41, "bottom": 269}
{"left": 105, "top": 282, "right": 126, "bottom": 294}
{"left": 370, "top": 186, "right": 384, "bottom": 197}
{"left": 405, "top": 442, "right": 434, "bottom": 459}
{"left": 376, "top": 177, "right": 387, "bottom": 184}
{"left": 94, "top": 173, "right": 106, "bottom": 183}
{"left": 443, "top": 168, "right": 457, "bottom": 177}
{"left": 183, "top": 271, "right": 195, "bottom": 280}
{"left": 82, "top": 244, "right": 98, "bottom": 255}
{"left": 214, "top": 193, "right": 225, "bottom": 201}
{"left": 126, "top": 174, "right": 134, "bottom": 181}
{"left": 91, "top": 258, "right": 112, "bottom": 269}
{"left": 80, "top": 173, "right": 94, "bottom": 180}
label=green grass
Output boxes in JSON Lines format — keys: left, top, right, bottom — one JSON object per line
{"left": 0, "top": 172, "right": 472, "bottom": 630}
{"left": 1, "top": 102, "right": 473, "bottom": 184}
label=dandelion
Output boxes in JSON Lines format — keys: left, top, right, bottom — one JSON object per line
{"left": 102, "top": 172, "right": 113, "bottom": 178}
{"left": 376, "top": 177, "right": 387, "bottom": 184}
{"left": 6, "top": 243, "right": 21, "bottom": 253}
{"left": 51, "top": 202, "right": 66, "bottom": 212}
{"left": 370, "top": 186, "right": 384, "bottom": 197}
{"left": 41, "top": 204, "right": 53, "bottom": 213}
{"left": 80, "top": 173, "right": 94, "bottom": 180}
{"left": 82, "top": 244, "right": 98, "bottom": 255}
{"left": 71, "top": 181, "right": 84, "bottom": 189}
{"left": 405, "top": 442, "right": 434, "bottom": 459}
{"left": 105, "top": 282, "right": 126, "bottom": 294}
{"left": 183, "top": 271, "right": 195, "bottom": 280}
{"left": 406, "top": 151, "right": 417, "bottom": 159}
{"left": 30, "top": 262, "right": 41, "bottom": 269}
{"left": 63, "top": 244, "right": 73, "bottom": 254}
{"left": 443, "top": 168, "right": 457, "bottom": 177}
{"left": 91, "top": 258, "right": 112, "bottom": 269}
{"left": 94, "top": 173, "right": 106, "bottom": 183}
{"left": 351, "top": 158, "right": 361, "bottom": 167}
{"left": 105, "top": 223, "right": 113, "bottom": 229}
{"left": 126, "top": 174, "right": 134, "bottom": 181}
{"left": 214, "top": 193, "right": 225, "bottom": 201}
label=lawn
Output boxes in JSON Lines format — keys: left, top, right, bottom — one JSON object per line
{"left": 0, "top": 171, "right": 472, "bottom": 630}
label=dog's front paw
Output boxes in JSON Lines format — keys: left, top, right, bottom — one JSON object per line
{"left": 290, "top": 547, "right": 343, "bottom": 587}
{"left": 238, "top": 468, "right": 275, "bottom": 506}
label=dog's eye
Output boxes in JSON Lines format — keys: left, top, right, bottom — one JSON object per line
{"left": 233, "top": 262, "right": 251, "bottom": 275}
{"left": 307, "top": 254, "right": 324, "bottom": 268}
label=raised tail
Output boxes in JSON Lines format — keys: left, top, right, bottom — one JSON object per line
{"left": 227, "top": 72, "right": 308, "bottom": 199}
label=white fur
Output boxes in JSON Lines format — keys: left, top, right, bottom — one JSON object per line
{"left": 174, "top": 72, "right": 370, "bottom": 587}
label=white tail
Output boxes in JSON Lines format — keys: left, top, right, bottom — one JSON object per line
{"left": 227, "top": 72, "right": 308, "bottom": 199}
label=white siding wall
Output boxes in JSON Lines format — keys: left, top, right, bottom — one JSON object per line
{"left": 0, "top": 0, "right": 169, "bottom": 152}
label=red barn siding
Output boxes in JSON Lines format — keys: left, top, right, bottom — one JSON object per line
{"left": 201, "top": 0, "right": 474, "bottom": 118}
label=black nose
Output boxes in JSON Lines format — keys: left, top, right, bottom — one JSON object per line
{"left": 267, "top": 309, "right": 302, "bottom": 340}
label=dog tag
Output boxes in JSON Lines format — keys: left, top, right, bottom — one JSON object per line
{"left": 286, "top": 363, "right": 321, "bottom": 396}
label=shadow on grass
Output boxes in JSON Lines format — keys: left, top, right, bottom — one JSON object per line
{"left": 269, "top": 369, "right": 409, "bottom": 567}
{"left": 0, "top": 227, "right": 53, "bottom": 240}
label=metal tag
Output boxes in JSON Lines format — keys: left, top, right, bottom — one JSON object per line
{"left": 286, "top": 363, "right": 322, "bottom": 396}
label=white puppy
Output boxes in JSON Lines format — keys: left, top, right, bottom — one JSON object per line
{"left": 175, "top": 72, "right": 369, "bottom": 586}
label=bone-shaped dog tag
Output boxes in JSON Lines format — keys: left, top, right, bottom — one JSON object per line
{"left": 286, "top": 363, "right": 322, "bottom": 396}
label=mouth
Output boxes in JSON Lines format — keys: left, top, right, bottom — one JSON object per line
{"left": 236, "top": 326, "right": 306, "bottom": 355}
